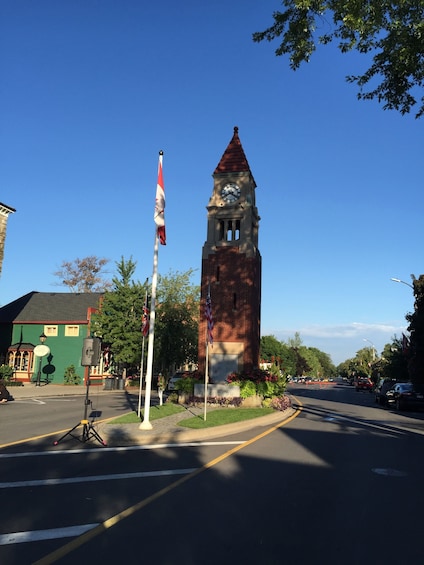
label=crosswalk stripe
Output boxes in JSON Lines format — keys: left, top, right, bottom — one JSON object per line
{"left": 0, "top": 524, "right": 98, "bottom": 546}
{"left": 0, "top": 468, "right": 197, "bottom": 489}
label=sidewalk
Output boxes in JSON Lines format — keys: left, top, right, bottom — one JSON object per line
{"left": 9, "top": 383, "right": 118, "bottom": 398}
{"left": 7, "top": 383, "right": 296, "bottom": 446}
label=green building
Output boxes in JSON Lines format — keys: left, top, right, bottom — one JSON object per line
{"left": 0, "top": 292, "right": 104, "bottom": 385}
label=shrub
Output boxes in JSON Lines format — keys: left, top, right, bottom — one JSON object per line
{"left": 227, "top": 367, "right": 287, "bottom": 398}
{"left": 64, "top": 365, "right": 81, "bottom": 385}
{"left": 270, "top": 395, "right": 292, "bottom": 411}
{"left": 165, "top": 392, "right": 179, "bottom": 404}
{"left": 0, "top": 365, "right": 13, "bottom": 380}
{"left": 189, "top": 395, "right": 243, "bottom": 407}
{"left": 239, "top": 380, "right": 257, "bottom": 398}
{"left": 175, "top": 370, "right": 203, "bottom": 394}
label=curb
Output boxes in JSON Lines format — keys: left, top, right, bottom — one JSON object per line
{"left": 99, "top": 407, "right": 296, "bottom": 446}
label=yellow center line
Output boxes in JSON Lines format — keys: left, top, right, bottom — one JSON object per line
{"left": 33, "top": 406, "right": 302, "bottom": 565}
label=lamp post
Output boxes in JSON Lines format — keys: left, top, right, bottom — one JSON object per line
{"left": 391, "top": 277, "right": 414, "bottom": 290}
{"left": 34, "top": 332, "right": 49, "bottom": 386}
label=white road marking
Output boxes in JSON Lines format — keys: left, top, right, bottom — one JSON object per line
{"left": 0, "top": 524, "right": 98, "bottom": 546}
{"left": 0, "top": 468, "right": 197, "bottom": 489}
{"left": 0, "top": 441, "right": 244, "bottom": 459}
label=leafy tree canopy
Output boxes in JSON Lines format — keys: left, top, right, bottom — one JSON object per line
{"left": 406, "top": 274, "right": 424, "bottom": 386}
{"left": 155, "top": 269, "right": 199, "bottom": 373}
{"left": 92, "top": 257, "right": 147, "bottom": 367}
{"left": 253, "top": 1, "right": 424, "bottom": 118}
{"left": 53, "top": 256, "right": 111, "bottom": 292}
{"left": 93, "top": 261, "right": 200, "bottom": 375}
{"left": 260, "top": 333, "right": 336, "bottom": 377}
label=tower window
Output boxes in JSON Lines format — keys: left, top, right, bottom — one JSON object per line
{"left": 216, "top": 266, "right": 220, "bottom": 282}
{"left": 218, "top": 219, "right": 240, "bottom": 242}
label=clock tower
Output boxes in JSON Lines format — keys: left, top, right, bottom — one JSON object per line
{"left": 198, "top": 127, "right": 261, "bottom": 382}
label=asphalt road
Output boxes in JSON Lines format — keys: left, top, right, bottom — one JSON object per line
{"left": 2, "top": 380, "right": 424, "bottom": 565}
{"left": 0, "top": 391, "right": 136, "bottom": 447}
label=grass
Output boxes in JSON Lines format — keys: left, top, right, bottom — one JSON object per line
{"left": 108, "top": 403, "right": 185, "bottom": 424}
{"left": 180, "top": 407, "right": 274, "bottom": 429}
{"left": 108, "top": 404, "right": 275, "bottom": 427}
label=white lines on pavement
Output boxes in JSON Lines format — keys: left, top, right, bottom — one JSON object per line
{"left": 0, "top": 440, "right": 244, "bottom": 459}
{"left": 15, "top": 398, "right": 76, "bottom": 404}
{"left": 0, "top": 468, "right": 197, "bottom": 489}
{"left": 0, "top": 524, "right": 99, "bottom": 546}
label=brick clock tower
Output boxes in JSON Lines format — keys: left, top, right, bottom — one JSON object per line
{"left": 198, "top": 127, "right": 261, "bottom": 383}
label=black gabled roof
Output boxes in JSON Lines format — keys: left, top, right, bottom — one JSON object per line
{"left": 0, "top": 292, "right": 103, "bottom": 323}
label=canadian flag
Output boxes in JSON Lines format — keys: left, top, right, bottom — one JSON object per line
{"left": 154, "top": 151, "right": 166, "bottom": 245}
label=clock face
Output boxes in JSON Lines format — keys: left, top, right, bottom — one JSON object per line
{"left": 221, "top": 183, "right": 241, "bottom": 203}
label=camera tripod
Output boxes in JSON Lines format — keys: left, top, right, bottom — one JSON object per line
{"left": 53, "top": 376, "right": 107, "bottom": 447}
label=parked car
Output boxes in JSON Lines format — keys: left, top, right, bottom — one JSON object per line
{"left": 375, "top": 378, "right": 397, "bottom": 406}
{"left": 386, "top": 382, "right": 424, "bottom": 411}
{"left": 166, "top": 372, "right": 184, "bottom": 391}
{"left": 356, "top": 378, "right": 373, "bottom": 392}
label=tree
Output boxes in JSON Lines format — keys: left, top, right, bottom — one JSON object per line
{"left": 253, "top": 1, "right": 424, "bottom": 118}
{"left": 54, "top": 256, "right": 111, "bottom": 292}
{"left": 380, "top": 337, "right": 409, "bottom": 381}
{"left": 93, "top": 262, "right": 200, "bottom": 376}
{"left": 154, "top": 269, "right": 199, "bottom": 374}
{"left": 260, "top": 335, "right": 285, "bottom": 360}
{"left": 406, "top": 274, "right": 424, "bottom": 386}
{"left": 308, "top": 347, "right": 336, "bottom": 377}
{"left": 92, "top": 257, "right": 147, "bottom": 370}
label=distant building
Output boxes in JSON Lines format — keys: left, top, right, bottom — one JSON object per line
{"left": 0, "top": 202, "right": 16, "bottom": 277}
{"left": 0, "top": 291, "right": 106, "bottom": 385}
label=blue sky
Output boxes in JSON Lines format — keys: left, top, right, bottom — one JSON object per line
{"left": 1, "top": 0, "right": 422, "bottom": 365}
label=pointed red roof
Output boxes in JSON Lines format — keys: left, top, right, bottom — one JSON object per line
{"left": 214, "top": 126, "right": 251, "bottom": 174}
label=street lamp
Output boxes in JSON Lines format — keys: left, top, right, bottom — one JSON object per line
{"left": 34, "top": 332, "right": 49, "bottom": 386}
{"left": 391, "top": 277, "right": 414, "bottom": 290}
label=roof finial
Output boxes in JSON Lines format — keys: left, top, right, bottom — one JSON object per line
{"left": 234, "top": 126, "right": 239, "bottom": 135}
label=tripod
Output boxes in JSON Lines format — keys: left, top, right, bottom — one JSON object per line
{"left": 53, "top": 374, "right": 107, "bottom": 446}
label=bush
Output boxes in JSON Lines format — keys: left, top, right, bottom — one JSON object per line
{"left": 270, "top": 395, "right": 292, "bottom": 411}
{"left": 239, "top": 380, "right": 257, "bottom": 398}
{"left": 0, "top": 365, "right": 13, "bottom": 380}
{"left": 64, "top": 365, "right": 81, "bottom": 385}
{"left": 175, "top": 371, "right": 203, "bottom": 394}
{"left": 165, "top": 392, "right": 179, "bottom": 404}
{"left": 227, "top": 367, "right": 287, "bottom": 398}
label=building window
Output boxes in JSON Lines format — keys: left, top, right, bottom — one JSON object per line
{"left": 218, "top": 219, "right": 240, "bottom": 242}
{"left": 8, "top": 350, "right": 30, "bottom": 371}
{"left": 65, "top": 325, "right": 79, "bottom": 337}
{"left": 44, "top": 325, "right": 58, "bottom": 337}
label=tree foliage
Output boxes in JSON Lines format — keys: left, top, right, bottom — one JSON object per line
{"left": 53, "top": 256, "right": 111, "bottom": 292}
{"left": 154, "top": 269, "right": 199, "bottom": 373}
{"left": 92, "top": 257, "right": 147, "bottom": 368}
{"left": 92, "top": 262, "right": 200, "bottom": 376}
{"left": 260, "top": 333, "right": 336, "bottom": 378}
{"left": 406, "top": 274, "right": 424, "bottom": 386}
{"left": 253, "top": 1, "right": 424, "bottom": 118}
{"left": 380, "top": 337, "right": 409, "bottom": 381}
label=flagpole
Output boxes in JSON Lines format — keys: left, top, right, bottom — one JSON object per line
{"left": 137, "top": 335, "right": 145, "bottom": 417}
{"left": 139, "top": 233, "right": 159, "bottom": 430}
{"left": 204, "top": 279, "right": 213, "bottom": 421}
{"left": 137, "top": 286, "right": 149, "bottom": 418}
{"left": 140, "top": 150, "right": 165, "bottom": 430}
{"left": 204, "top": 339, "right": 209, "bottom": 421}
